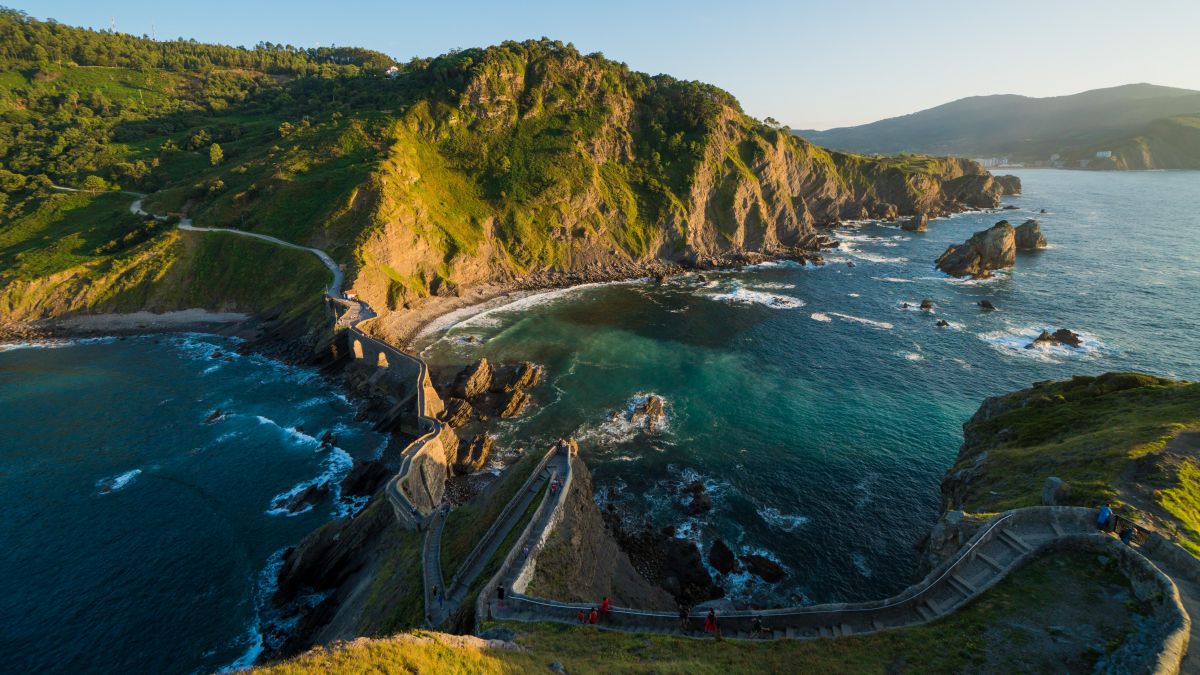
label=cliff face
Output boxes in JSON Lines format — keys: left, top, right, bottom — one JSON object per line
{"left": 347, "top": 40, "right": 1019, "bottom": 318}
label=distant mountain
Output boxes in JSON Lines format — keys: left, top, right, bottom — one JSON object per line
{"left": 796, "top": 84, "right": 1200, "bottom": 167}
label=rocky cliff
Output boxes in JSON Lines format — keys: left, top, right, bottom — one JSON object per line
{"left": 341, "top": 41, "right": 1019, "bottom": 326}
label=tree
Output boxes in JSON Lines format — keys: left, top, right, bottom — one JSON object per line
{"left": 209, "top": 143, "right": 223, "bottom": 166}
{"left": 82, "top": 175, "right": 110, "bottom": 193}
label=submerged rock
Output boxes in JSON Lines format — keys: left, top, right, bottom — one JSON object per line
{"left": 1014, "top": 219, "right": 1048, "bottom": 250}
{"left": 275, "top": 482, "right": 330, "bottom": 513}
{"left": 204, "top": 408, "right": 223, "bottom": 424}
{"left": 935, "top": 221, "right": 1016, "bottom": 278}
{"left": 741, "top": 554, "right": 785, "bottom": 583}
{"left": 936, "top": 319, "right": 951, "bottom": 327}
{"left": 682, "top": 480, "right": 712, "bottom": 515}
{"left": 978, "top": 299, "right": 996, "bottom": 311}
{"left": 920, "top": 299, "right": 934, "bottom": 310}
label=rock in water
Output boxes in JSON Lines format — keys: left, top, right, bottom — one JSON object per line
{"left": 498, "top": 390, "right": 529, "bottom": 418}
{"left": 709, "top": 539, "right": 739, "bottom": 575}
{"left": 1014, "top": 219, "right": 1048, "bottom": 250}
{"left": 491, "top": 361, "right": 544, "bottom": 393}
{"left": 1026, "top": 328, "right": 1084, "bottom": 349}
{"left": 935, "top": 221, "right": 1016, "bottom": 278}
{"left": 452, "top": 358, "right": 493, "bottom": 399}
{"left": 204, "top": 408, "right": 222, "bottom": 424}
{"left": 441, "top": 397, "right": 474, "bottom": 428}
{"left": 630, "top": 394, "right": 667, "bottom": 433}
{"left": 920, "top": 299, "right": 934, "bottom": 310}
{"left": 741, "top": 554, "right": 785, "bottom": 583}
{"left": 936, "top": 319, "right": 951, "bottom": 327}
{"left": 275, "top": 482, "right": 330, "bottom": 513}
{"left": 454, "top": 433, "right": 493, "bottom": 474}
{"left": 681, "top": 479, "right": 712, "bottom": 515}
{"left": 901, "top": 213, "right": 928, "bottom": 232}
{"left": 978, "top": 299, "right": 996, "bottom": 311}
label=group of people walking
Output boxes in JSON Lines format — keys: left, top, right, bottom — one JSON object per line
{"left": 575, "top": 597, "right": 611, "bottom": 625}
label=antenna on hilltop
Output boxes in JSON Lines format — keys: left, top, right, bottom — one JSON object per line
{"left": 110, "top": 16, "right": 116, "bottom": 33}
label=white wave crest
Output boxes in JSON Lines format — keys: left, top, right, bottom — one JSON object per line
{"left": 872, "top": 276, "right": 914, "bottom": 283}
{"left": 810, "top": 312, "right": 832, "bottom": 322}
{"left": 97, "top": 469, "right": 142, "bottom": 494}
{"left": 978, "top": 326, "right": 1112, "bottom": 362}
{"left": 707, "top": 283, "right": 805, "bottom": 309}
{"left": 827, "top": 313, "right": 893, "bottom": 330}
{"left": 759, "top": 506, "right": 810, "bottom": 532}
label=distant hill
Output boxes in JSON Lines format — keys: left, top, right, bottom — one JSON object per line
{"left": 797, "top": 84, "right": 1200, "bottom": 167}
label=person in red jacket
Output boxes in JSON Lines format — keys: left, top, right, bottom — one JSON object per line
{"left": 704, "top": 608, "right": 720, "bottom": 638}
{"left": 588, "top": 607, "right": 598, "bottom": 625}
{"left": 600, "top": 597, "right": 611, "bottom": 618}
{"left": 576, "top": 609, "right": 586, "bottom": 623}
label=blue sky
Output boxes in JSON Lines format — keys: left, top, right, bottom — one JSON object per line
{"left": 13, "top": 0, "right": 1200, "bottom": 128}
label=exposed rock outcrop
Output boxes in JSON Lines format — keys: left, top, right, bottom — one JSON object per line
{"left": 708, "top": 540, "right": 740, "bottom": 575}
{"left": 1026, "top": 328, "right": 1084, "bottom": 349}
{"left": 901, "top": 213, "right": 928, "bottom": 232}
{"left": 339, "top": 459, "right": 392, "bottom": 498}
{"left": 452, "top": 358, "right": 493, "bottom": 399}
{"left": 453, "top": 433, "right": 493, "bottom": 474}
{"left": 498, "top": 390, "right": 530, "bottom": 418}
{"left": 440, "top": 397, "right": 474, "bottom": 428}
{"left": 935, "top": 221, "right": 1016, "bottom": 278}
{"left": 1014, "top": 219, "right": 1048, "bottom": 250}
{"left": 630, "top": 394, "right": 667, "bottom": 434}
{"left": 740, "top": 554, "right": 785, "bottom": 583}
{"left": 491, "top": 361, "right": 545, "bottom": 393}
{"left": 681, "top": 480, "right": 712, "bottom": 515}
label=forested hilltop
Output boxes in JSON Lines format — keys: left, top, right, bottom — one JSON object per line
{"left": 0, "top": 9, "right": 1016, "bottom": 329}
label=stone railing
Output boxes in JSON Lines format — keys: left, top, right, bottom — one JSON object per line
{"left": 486, "top": 505, "right": 1191, "bottom": 673}
{"left": 474, "top": 445, "right": 575, "bottom": 633}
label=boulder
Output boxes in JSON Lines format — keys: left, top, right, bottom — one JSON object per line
{"left": 936, "top": 319, "right": 950, "bottom": 327}
{"left": 920, "top": 299, "right": 934, "bottom": 310}
{"left": 935, "top": 221, "right": 1016, "bottom": 278}
{"left": 682, "top": 480, "right": 712, "bottom": 515}
{"left": 708, "top": 539, "right": 739, "bottom": 575}
{"left": 454, "top": 433, "right": 493, "bottom": 474}
{"left": 452, "top": 358, "right": 493, "bottom": 399}
{"left": 1002, "top": 204, "right": 1019, "bottom": 210}
{"left": 978, "top": 299, "right": 996, "bottom": 311}
{"left": 204, "top": 408, "right": 222, "bottom": 424}
{"left": 498, "top": 390, "right": 530, "bottom": 418}
{"left": 1014, "top": 219, "right": 1048, "bottom": 250}
{"left": 901, "top": 213, "right": 928, "bottom": 232}
{"left": 741, "top": 554, "right": 785, "bottom": 583}
{"left": 1042, "top": 477, "right": 1070, "bottom": 506}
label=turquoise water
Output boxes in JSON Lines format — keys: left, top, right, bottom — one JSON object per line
{"left": 0, "top": 334, "right": 385, "bottom": 674}
{"left": 418, "top": 170, "right": 1200, "bottom": 607}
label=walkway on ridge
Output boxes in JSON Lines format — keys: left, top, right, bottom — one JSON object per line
{"left": 425, "top": 450, "right": 569, "bottom": 627}
{"left": 486, "top": 505, "right": 1192, "bottom": 648}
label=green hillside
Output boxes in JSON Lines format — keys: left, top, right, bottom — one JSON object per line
{"left": 798, "top": 83, "right": 1200, "bottom": 167}
{"left": 0, "top": 8, "right": 1013, "bottom": 327}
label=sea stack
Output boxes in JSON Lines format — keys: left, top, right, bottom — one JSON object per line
{"left": 1014, "top": 219, "right": 1048, "bottom": 250}
{"left": 935, "top": 221, "right": 1016, "bottom": 278}
{"left": 902, "top": 213, "right": 928, "bottom": 232}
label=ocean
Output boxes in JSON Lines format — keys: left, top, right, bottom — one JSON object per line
{"left": 415, "top": 169, "right": 1200, "bottom": 608}
{"left": 2, "top": 170, "right": 1197, "bottom": 672}
{"left": 0, "top": 334, "right": 385, "bottom": 674}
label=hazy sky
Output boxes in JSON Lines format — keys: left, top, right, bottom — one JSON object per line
{"left": 14, "top": 0, "right": 1200, "bottom": 129}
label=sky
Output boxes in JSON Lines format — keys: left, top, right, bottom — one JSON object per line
{"left": 13, "top": 0, "right": 1200, "bottom": 129}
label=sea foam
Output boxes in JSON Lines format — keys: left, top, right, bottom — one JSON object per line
{"left": 96, "top": 469, "right": 142, "bottom": 494}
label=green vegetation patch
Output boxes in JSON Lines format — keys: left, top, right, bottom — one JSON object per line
{"left": 441, "top": 452, "right": 542, "bottom": 582}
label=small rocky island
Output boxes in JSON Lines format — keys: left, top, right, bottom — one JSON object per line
{"left": 935, "top": 219, "right": 1048, "bottom": 278}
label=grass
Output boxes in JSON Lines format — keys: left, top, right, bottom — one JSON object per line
{"left": 946, "top": 372, "right": 1200, "bottom": 554}
{"left": 253, "top": 551, "right": 1141, "bottom": 674}
{"left": 0, "top": 191, "right": 144, "bottom": 281}
{"left": 440, "top": 452, "right": 542, "bottom": 583}
{"left": 356, "top": 500, "right": 428, "bottom": 635}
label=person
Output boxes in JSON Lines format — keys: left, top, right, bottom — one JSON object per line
{"left": 1120, "top": 526, "right": 1135, "bottom": 546}
{"left": 588, "top": 607, "right": 598, "bottom": 625}
{"left": 751, "top": 615, "right": 765, "bottom": 639}
{"left": 433, "top": 585, "right": 442, "bottom": 607}
{"left": 600, "top": 596, "right": 611, "bottom": 618}
{"left": 496, "top": 585, "right": 506, "bottom": 609}
{"left": 1097, "top": 504, "right": 1113, "bottom": 531}
{"left": 577, "top": 609, "right": 586, "bottom": 623}
{"left": 704, "top": 608, "right": 719, "bottom": 638}
{"left": 678, "top": 605, "right": 690, "bottom": 634}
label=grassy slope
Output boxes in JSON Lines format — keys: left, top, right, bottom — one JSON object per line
{"left": 949, "top": 372, "right": 1200, "bottom": 550}
{"left": 0, "top": 190, "right": 329, "bottom": 321}
{"left": 253, "top": 552, "right": 1139, "bottom": 674}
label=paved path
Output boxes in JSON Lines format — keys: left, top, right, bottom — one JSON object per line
{"left": 427, "top": 450, "right": 567, "bottom": 627}
{"left": 489, "top": 506, "right": 1189, "bottom": 646}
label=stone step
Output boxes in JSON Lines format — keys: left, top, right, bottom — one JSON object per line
{"left": 976, "top": 550, "right": 1005, "bottom": 572}
{"left": 948, "top": 572, "right": 976, "bottom": 597}
{"left": 841, "top": 623, "right": 853, "bottom": 636}
{"left": 1050, "top": 520, "right": 1065, "bottom": 537}
{"left": 818, "top": 625, "right": 832, "bottom": 639}
{"left": 998, "top": 529, "right": 1032, "bottom": 553}
{"left": 915, "top": 602, "right": 935, "bottom": 622}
